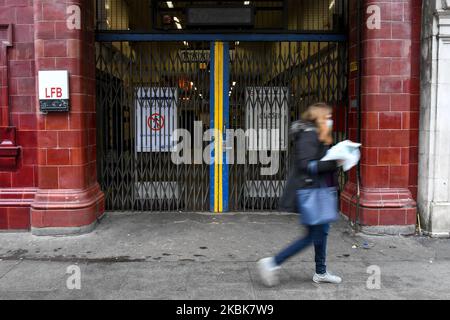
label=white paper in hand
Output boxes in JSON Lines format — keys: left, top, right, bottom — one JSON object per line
{"left": 321, "top": 140, "right": 362, "bottom": 172}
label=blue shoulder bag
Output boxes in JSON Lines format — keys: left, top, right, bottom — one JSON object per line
{"left": 297, "top": 161, "right": 339, "bottom": 226}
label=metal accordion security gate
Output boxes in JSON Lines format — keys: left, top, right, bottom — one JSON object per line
{"left": 96, "top": 42, "right": 212, "bottom": 211}
{"left": 95, "top": 39, "right": 348, "bottom": 213}
{"left": 229, "top": 41, "right": 348, "bottom": 211}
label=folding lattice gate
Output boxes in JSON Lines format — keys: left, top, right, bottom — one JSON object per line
{"left": 95, "top": 40, "right": 348, "bottom": 212}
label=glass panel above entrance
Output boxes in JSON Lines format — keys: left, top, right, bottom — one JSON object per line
{"left": 95, "top": 0, "right": 348, "bottom": 33}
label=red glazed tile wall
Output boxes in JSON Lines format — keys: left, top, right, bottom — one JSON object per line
{"left": 341, "top": 0, "right": 421, "bottom": 227}
{"left": 34, "top": 0, "right": 97, "bottom": 190}
{"left": 0, "top": 1, "right": 36, "bottom": 230}
{"left": 30, "top": 0, "right": 104, "bottom": 233}
{"left": 1, "top": 1, "right": 37, "bottom": 188}
{"left": 1, "top": 0, "right": 104, "bottom": 232}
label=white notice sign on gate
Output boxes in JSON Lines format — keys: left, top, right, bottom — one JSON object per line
{"left": 245, "top": 87, "right": 289, "bottom": 151}
{"left": 135, "top": 87, "right": 178, "bottom": 152}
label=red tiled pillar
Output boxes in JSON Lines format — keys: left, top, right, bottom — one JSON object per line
{"left": 341, "top": 0, "right": 421, "bottom": 233}
{"left": 1, "top": 4, "right": 36, "bottom": 231}
{"left": 30, "top": 0, "right": 104, "bottom": 235}
{"left": 0, "top": 41, "right": 9, "bottom": 128}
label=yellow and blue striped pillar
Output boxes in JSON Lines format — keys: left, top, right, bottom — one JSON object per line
{"left": 210, "top": 42, "right": 229, "bottom": 213}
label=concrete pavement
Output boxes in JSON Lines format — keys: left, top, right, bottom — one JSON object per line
{"left": 0, "top": 212, "right": 449, "bottom": 300}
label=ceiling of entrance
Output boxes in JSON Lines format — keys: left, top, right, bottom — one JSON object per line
{"left": 96, "top": 0, "right": 347, "bottom": 33}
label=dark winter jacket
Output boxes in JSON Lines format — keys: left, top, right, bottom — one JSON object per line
{"left": 278, "top": 120, "right": 338, "bottom": 213}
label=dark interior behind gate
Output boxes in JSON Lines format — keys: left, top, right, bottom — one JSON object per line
{"left": 95, "top": 0, "right": 349, "bottom": 212}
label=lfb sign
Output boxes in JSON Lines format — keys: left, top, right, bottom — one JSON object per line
{"left": 38, "top": 70, "right": 70, "bottom": 112}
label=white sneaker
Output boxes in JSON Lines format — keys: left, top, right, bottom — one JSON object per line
{"left": 313, "top": 272, "right": 342, "bottom": 284}
{"left": 257, "top": 257, "right": 280, "bottom": 287}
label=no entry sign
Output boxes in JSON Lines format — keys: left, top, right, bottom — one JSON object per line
{"left": 136, "top": 87, "right": 178, "bottom": 153}
{"left": 148, "top": 113, "right": 165, "bottom": 132}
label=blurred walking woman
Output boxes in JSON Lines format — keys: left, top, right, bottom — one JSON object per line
{"left": 258, "top": 103, "right": 342, "bottom": 287}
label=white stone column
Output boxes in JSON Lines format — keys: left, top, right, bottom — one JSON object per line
{"left": 419, "top": 0, "right": 450, "bottom": 237}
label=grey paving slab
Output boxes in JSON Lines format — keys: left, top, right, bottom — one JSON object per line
{"left": 0, "top": 212, "right": 448, "bottom": 300}
{"left": 0, "top": 290, "right": 58, "bottom": 300}
{"left": 118, "top": 262, "right": 190, "bottom": 298}
{"left": 0, "top": 260, "right": 21, "bottom": 279}
{"left": 0, "top": 261, "right": 68, "bottom": 292}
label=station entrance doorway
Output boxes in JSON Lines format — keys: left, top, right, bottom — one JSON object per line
{"left": 95, "top": 1, "right": 349, "bottom": 213}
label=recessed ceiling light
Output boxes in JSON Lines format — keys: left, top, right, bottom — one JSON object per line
{"left": 174, "top": 17, "right": 182, "bottom": 29}
{"left": 167, "top": 1, "right": 174, "bottom": 8}
{"left": 329, "top": 0, "right": 335, "bottom": 10}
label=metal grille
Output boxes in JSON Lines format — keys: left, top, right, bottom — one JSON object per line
{"left": 96, "top": 40, "right": 347, "bottom": 212}
{"left": 95, "top": 0, "right": 347, "bottom": 32}
{"left": 228, "top": 41, "right": 347, "bottom": 211}
{"left": 96, "top": 41, "right": 211, "bottom": 211}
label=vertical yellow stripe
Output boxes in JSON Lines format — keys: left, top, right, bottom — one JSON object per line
{"left": 218, "top": 42, "right": 224, "bottom": 213}
{"left": 213, "top": 42, "right": 224, "bottom": 213}
{"left": 214, "top": 42, "right": 219, "bottom": 213}
{"left": 214, "top": 42, "right": 220, "bottom": 213}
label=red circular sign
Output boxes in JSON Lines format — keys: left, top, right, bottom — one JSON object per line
{"left": 148, "top": 113, "right": 165, "bottom": 132}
